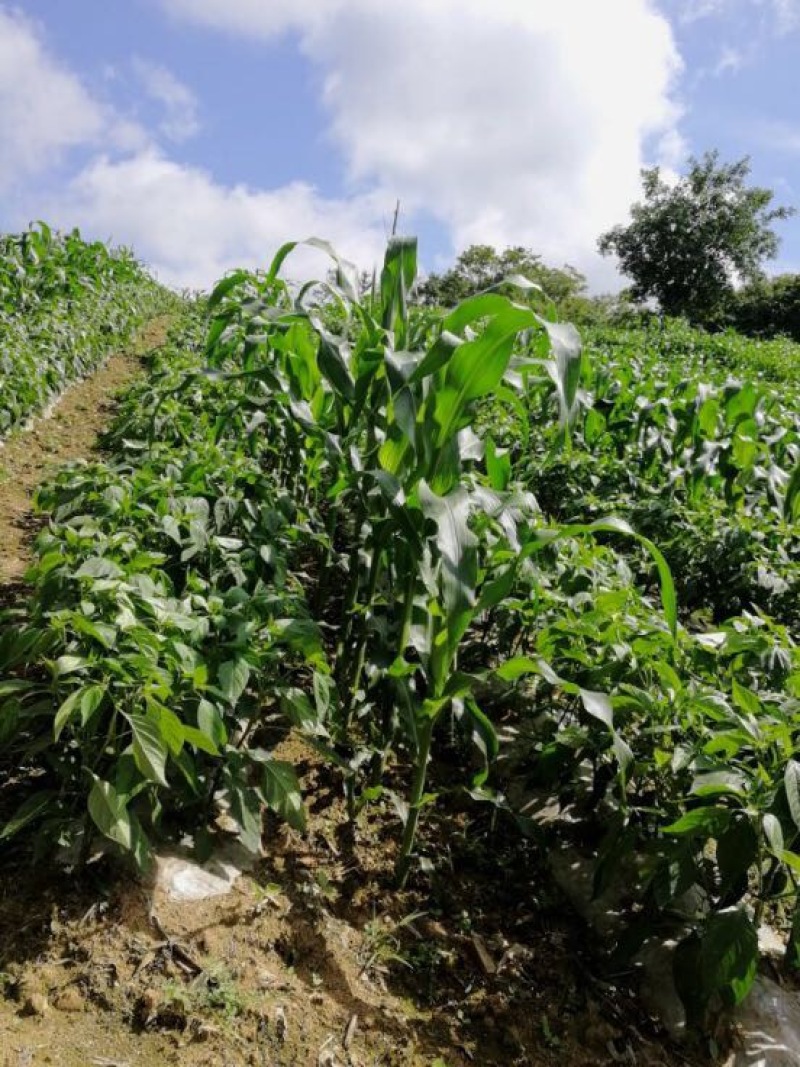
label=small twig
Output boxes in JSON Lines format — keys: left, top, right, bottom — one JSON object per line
{"left": 343, "top": 1012, "right": 358, "bottom": 1050}
{"left": 147, "top": 913, "right": 204, "bottom": 975}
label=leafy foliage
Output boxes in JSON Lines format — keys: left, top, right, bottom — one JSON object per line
{"left": 598, "top": 152, "right": 794, "bottom": 325}
{"left": 3, "top": 232, "right": 800, "bottom": 1036}
{"left": 0, "top": 222, "right": 170, "bottom": 437}
{"left": 732, "top": 272, "right": 800, "bottom": 340}
{"left": 417, "top": 243, "right": 587, "bottom": 311}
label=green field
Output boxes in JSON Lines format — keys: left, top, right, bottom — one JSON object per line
{"left": 1, "top": 229, "right": 799, "bottom": 1055}
{"left": 0, "top": 223, "right": 168, "bottom": 438}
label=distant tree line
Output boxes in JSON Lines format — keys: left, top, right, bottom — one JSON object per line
{"left": 416, "top": 243, "right": 615, "bottom": 325}
{"left": 422, "top": 151, "right": 800, "bottom": 340}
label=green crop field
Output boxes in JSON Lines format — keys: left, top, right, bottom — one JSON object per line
{"left": 0, "top": 223, "right": 169, "bottom": 438}
{"left": 1, "top": 228, "right": 799, "bottom": 1056}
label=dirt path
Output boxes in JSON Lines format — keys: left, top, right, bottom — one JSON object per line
{"left": 0, "top": 317, "right": 171, "bottom": 586}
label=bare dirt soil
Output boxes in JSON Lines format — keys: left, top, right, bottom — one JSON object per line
{"left": 0, "top": 743, "right": 701, "bottom": 1067}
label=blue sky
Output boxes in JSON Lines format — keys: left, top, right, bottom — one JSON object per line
{"left": 2, "top": 0, "right": 799, "bottom": 291}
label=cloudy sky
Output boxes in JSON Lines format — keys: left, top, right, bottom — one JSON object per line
{"left": 2, "top": 0, "right": 799, "bottom": 291}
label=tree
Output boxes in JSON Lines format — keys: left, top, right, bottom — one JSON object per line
{"left": 417, "top": 244, "right": 587, "bottom": 308}
{"left": 732, "top": 273, "right": 800, "bottom": 340}
{"left": 598, "top": 151, "right": 794, "bottom": 325}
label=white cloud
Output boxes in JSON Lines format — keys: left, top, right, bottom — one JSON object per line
{"left": 46, "top": 152, "right": 389, "bottom": 290}
{"left": 654, "top": 128, "right": 690, "bottom": 174}
{"left": 713, "top": 44, "right": 746, "bottom": 74}
{"left": 763, "top": 0, "right": 800, "bottom": 31}
{"left": 0, "top": 7, "right": 153, "bottom": 198}
{"left": 0, "top": 8, "right": 105, "bottom": 190}
{"left": 677, "top": 0, "right": 727, "bottom": 22}
{"left": 0, "top": 0, "right": 687, "bottom": 292}
{"left": 670, "top": 0, "right": 800, "bottom": 34}
{"left": 158, "top": 0, "right": 683, "bottom": 289}
{"left": 0, "top": 5, "right": 385, "bottom": 291}
{"left": 160, "top": 0, "right": 331, "bottom": 40}
{"left": 132, "top": 58, "right": 200, "bottom": 142}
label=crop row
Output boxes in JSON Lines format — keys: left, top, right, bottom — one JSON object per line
{"left": 1, "top": 240, "right": 799, "bottom": 1030}
{"left": 0, "top": 222, "right": 170, "bottom": 437}
{"left": 515, "top": 320, "right": 800, "bottom": 625}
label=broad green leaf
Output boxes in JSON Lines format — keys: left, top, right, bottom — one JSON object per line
{"left": 197, "top": 698, "right": 228, "bottom": 750}
{"left": 664, "top": 807, "right": 731, "bottom": 836}
{"left": 80, "top": 684, "right": 106, "bottom": 726}
{"left": 54, "top": 688, "right": 83, "bottom": 740}
{"left": 126, "top": 712, "right": 169, "bottom": 786}
{"left": 539, "top": 319, "right": 583, "bottom": 426}
{"left": 434, "top": 307, "right": 533, "bottom": 444}
{"left": 262, "top": 760, "right": 306, "bottom": 833}
{"left": 181, "top": 725, "right": 220, "bottom": 756}
{"left": 785, "top": 461, "right": 800, "bottom": 522}
{"left": 54, "top": 684, "right": 105, "bottom": 740}
{"left": 418, "top": 482, "right": 478, "bottom": 637}
{"left": 137, "top": 702, "right": 184, "bottom": 757}
{"left": 317, "top": 334, "right": 355, "bottom": 403}
{"left": 207, "top": 270, "right": 250, "bottom": 309}
{"left": 380, "top": 235, "right": 417, "bottom": 341}
{"left": 690, "top": 770, "right": 747, "bottom": 799}
{"left": 267, "top": 237, "right": 359, "bottom": 303}
{"left": 71, "top": 615, "right": 117, "bottom": 648}
{"left": 731, "top": 679, "right": 761, "bottom": 717}
{"left": 486, "top": 437, "right": 511, "bottom": 491}
{"left": 218, "top": 657, "right": 250, "bottom": 706}
{"left": 0, "top": 680, "right": 34, "bottom": 697}
{"left": 700, "top": 908, "right": 758, "bottom": 1007}
{"left": 457, "top": 697, "right": 499, "bottom": 784}
{"left": 409, "top": 331, "right": 460, "bottom": 383}
{"left": 53, "top": 655, "right": 87, "bottom": 677}
{"left": 88, "top": 777, "right": 134, "bottom": 851}
{"left": 496, "top": 655, "right": 559, "bottom": 685}
{"left": 442, "top": 293, "right": 518, "bottom": 335}
{"left": 786, "top": 761, "right": 800, "bottom": 831}
{"left": 579, "top": 689, "right": 614, "bottom": 730}
{"left": 73, "top": 557, "right": 125, "bottom": 580}
{"left": 763, "top": 813, "right": 785, "bottom": 856}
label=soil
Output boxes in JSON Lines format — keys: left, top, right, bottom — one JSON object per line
{"left": 0, "top": 742, "right": 702, "bottom": 1067}
{"left": 0, "top": 320, "right": 701, "bottom": 1067}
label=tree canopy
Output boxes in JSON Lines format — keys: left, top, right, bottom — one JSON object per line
{"left": 417, "top": 244, "right": 587, "bottom": 308}
{"left": 598, "top": 151, "right": 795, "bottom": 325}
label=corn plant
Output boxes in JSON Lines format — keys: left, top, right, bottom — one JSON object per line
{"left": 5, "top": 234, "right": 798, "bottom": 1031}
{"left": 0, "top": 222, "right": 172, "bottom": 438}
{"left": 197, "top": 236, "right": 676, "bottom": 885}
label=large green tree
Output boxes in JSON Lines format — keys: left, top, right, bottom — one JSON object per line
{"left": 598, "top": 151, "right": 794, "bottom": 324}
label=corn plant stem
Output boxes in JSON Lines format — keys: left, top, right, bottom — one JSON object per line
{"left": 335, "top": 502, "right": 368, "bottom": 684}
{"left": 398, "top": 570, "right": 416, "bottom": 655}
{"left": 368, "top": 570, "right": 417, "bottom": 790}
{"left": 344, "top": 546, "right": 384, "bottom": 717}
{"left": 313, "top": 505, "right": 339, "bottom": 615}
{"left": 754, "top": 831, "right": 766, "bottom": 928}
{"left": 335, "top": 542, "right": 362, "bottom": 679}
{"left": 396, "top": 716, "right": 435, "bottom": 888}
